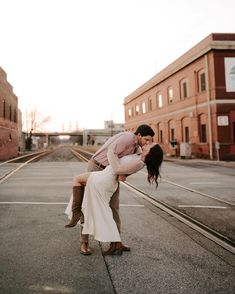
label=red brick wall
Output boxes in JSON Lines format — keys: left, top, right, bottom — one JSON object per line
{"left": 0, "top": 123, "right": 18, "bottom": 160}
{"left": 0, "top": 67, "right": 19, "bottom": 160}
{"left": 124, "top": 34, "right": 235, "bottom": 160}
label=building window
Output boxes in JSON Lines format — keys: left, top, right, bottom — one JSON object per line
{"left": 185, "top": 126, "right": 189, "bottom": 142}
{"left": 157, "top": 93, "right": 163, "bottom": 108}
{"left": 199, "top": 71, "right": 206, "bottom": 92}
{"left": 14, "top": 109, "right": 17, "bottom": 123}
{"left": 148, "top": 98, "right": 152, "bottom": 111}
{"left": 180, "top": 79, "right": 188, "bottom": 99}
{"left": 200, "top": 124, "right": 207, "bottom": 143}
{"left": 171, "top": 128, "right": 175, "bottom": 141}
{"left": 9, "top": 104, "right": 12, "bottom": 121}
{"left": 128, "top": 108, "right": 132, "bottom": 118}
{"left": 159, "top": 130, "right": 163, "bottom": 143}
{"left": 168, "top": 87, "right": 173, "bottom": 104}
{"left": 135, "top": 105, "right": 139, "bottom": 116}
{"left": 142, "top": 102, "right": 146, "bottom": 114}
{"left": 3, "top": 100, "right": 6, "bottom": 119}
{"left": 233, "top": 122, "right": 235, "bottom": 143}
{"left": 183, "top": 82, "right": 187, "bottom": 98}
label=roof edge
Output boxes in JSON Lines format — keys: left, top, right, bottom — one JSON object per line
{"left": 124, "top": 33, "right": 235, "bottom": 104}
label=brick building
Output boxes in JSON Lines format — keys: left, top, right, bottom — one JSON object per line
{"left": 0, "top": 67, "right": 19, "bottom": 160}
{"left": 124, "top": 33, "right": 235, "bottom": 160}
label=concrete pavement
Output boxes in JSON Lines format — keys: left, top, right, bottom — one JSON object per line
{"left": 0, "top": 162, "right": 234, "bottom": 294}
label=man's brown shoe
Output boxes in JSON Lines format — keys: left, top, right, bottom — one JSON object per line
{"left": 102, "top": 242, "right": 115, "bottom": 256}
{"left": 102, "top": 242, "right": 130, "bottom": 256}
{"left": 102, "top": 242, "right": 124, "bottom": 256}
{"left": 121, "top": 244, "right": 131, "bottom": 251}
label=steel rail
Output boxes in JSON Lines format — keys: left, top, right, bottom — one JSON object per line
{"left": 72, "top": 147, "right": 94, "bottom": 157}
{"left": 73, "top": 148, "right": 235, "bottom": 208}
{"left": 121, "top": 180, "right": 235, "bottom": 255}
{"left": 70, "top": 148, "right": 89, "bottom": 162}
{"left": 0, "top": 148, "right": 85, "bottom": 184}
{"left": 0, "top": 150, "right": 50, "bottom": 167}
{"left": 139, "top": 170, "right": 235, "bottom": 207}
{"left": 162, "top": 178, "right": 235, "bottom": 207}
{"left": 0, "top": 151, "right": 52, "bottom": 184}
{"left": 58, "top": 148, "right": 235, "bottom": 254}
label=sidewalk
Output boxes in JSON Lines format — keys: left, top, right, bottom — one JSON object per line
{"left": 164, "top": 155, "right": 235, "bottom": 168}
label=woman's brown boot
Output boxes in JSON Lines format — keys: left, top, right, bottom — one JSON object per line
{"left": 65, "top": 186, "right": 84, "bottom": 228}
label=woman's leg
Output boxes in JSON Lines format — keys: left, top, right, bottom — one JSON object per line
{"left": 65, "top": 172, "right": 90, "bottom": 228}
{"left": 73, "top": 172, "right": 91, "bottom": 187}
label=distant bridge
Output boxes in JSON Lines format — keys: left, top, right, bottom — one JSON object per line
{"left": 30, "top": 128, "right": 121, "bottom": 147}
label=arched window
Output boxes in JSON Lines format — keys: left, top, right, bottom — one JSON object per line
{"left": 180, "top": 79, "right": 188, "bottom": 99}
{"left": 142, "top": 102, "right": 146, "bottom": 114}
{"left": 198, "top": 70, "right": 206, "bottom": 92}
{"left": 135, "top": 104, "right": 139, "bottom": 115}
{"left": 167, "top": 86, "right": 173, "bottom": 104}
{"left": 3, "top": 100, "right": 6, "bottom": 119}
{"left": 156, "top": 92, "right": 163, "bottom": 108}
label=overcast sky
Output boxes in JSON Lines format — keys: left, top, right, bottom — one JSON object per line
{"left": 1, "top": 0, "right": 235, "bottom": 131}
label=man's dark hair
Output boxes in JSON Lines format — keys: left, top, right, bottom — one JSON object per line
{"left": 134, "top": 124, "right": 155, "bottom": 137}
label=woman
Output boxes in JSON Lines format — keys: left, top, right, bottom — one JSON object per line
{"left": 65, "top": 143, "right": 163, "bottom": 255}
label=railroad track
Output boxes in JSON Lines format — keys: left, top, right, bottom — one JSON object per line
{"left": 0, "top": 145, "right": 92, "bottom": 183}
{"left": 72, "top": 147, "right": 235, "bottom": 255}
{"left": 0, "top": 150, "right": 53, "bottom": 184}
{"left": 1, "top": 146, "right": 234, "bottom": 255}
{"left": 123, "top": 179, "right": 235, "bottom": 254}
{"left": 0, "top": 146, "right": 87, "bottom": 183}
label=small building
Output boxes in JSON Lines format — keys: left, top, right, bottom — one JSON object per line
{"left": 124, "top": 33, "right": 235, "bottom": 160}
{"left": 84, "top": 120, "right": 124, "bottom": 146}
{"left": 0, "top": 67, "right": 19, "bottom": 160}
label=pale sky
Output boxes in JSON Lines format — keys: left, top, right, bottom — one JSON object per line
{"left": 1, "top": 0, "right": 235, "bottom": 132}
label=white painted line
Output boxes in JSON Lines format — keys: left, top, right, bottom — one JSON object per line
{"left": 189, "top": 182, "right": 220, "bottom": 185}
{"left": 163, "top": 178, "right": 235, "bottom": 207}
{"left": 0, "top": 202, "right": 68, "bottom": 205}
{"left": 120, "top": 204, "right": 144, "bottom": 207}
{"left": 141, "top": 170, "right": 235, "bottom": 207}
{"left": 122, "top": 182, "right": 235, "bottom": 254}
{"left": 0, "top": 202, "right": 144, "bottom": 207}
{"left": 178, "top": 205, "right": 227, "bottom": 209}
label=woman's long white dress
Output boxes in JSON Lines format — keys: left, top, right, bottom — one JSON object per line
{"left": 65, "top": 154, "right": 144, "bottom": 242}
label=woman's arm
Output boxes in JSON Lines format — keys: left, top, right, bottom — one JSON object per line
{"left": 107, "top": 145, "right": 144, "bottom": 175}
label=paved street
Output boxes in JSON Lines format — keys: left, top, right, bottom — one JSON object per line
{"left": 0, "top": 161, "right": 235, "bottom": 293}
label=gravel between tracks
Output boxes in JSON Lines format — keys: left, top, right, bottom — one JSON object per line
{"left": 39, "top": 146, "right": 79, "bottom": 162}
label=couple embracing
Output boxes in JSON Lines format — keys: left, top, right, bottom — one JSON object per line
{"left": 65, "top": 124, "right": 163, "bottom": 256}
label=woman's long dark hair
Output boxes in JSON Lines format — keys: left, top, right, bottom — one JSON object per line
{"left": 144, "top": 144, "right": 163, "bottom": 188}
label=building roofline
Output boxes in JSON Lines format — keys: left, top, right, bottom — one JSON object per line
{"left": 124, "top": 33, "right": 235, "bottom": 104}
{"left": 0, "top": 67, "right": 18, "bottom": 99}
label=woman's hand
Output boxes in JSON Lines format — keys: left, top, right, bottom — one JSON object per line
{"left": 118, "top": 175, "right": 127, "bottom": 182}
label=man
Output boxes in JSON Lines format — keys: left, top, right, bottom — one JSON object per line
{"left": 65, "top": 124, "right": 155, "bottom": 255}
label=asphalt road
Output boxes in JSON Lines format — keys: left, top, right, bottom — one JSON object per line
{"left": 0, "top": 160, "right": 235, "bottom": 293}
